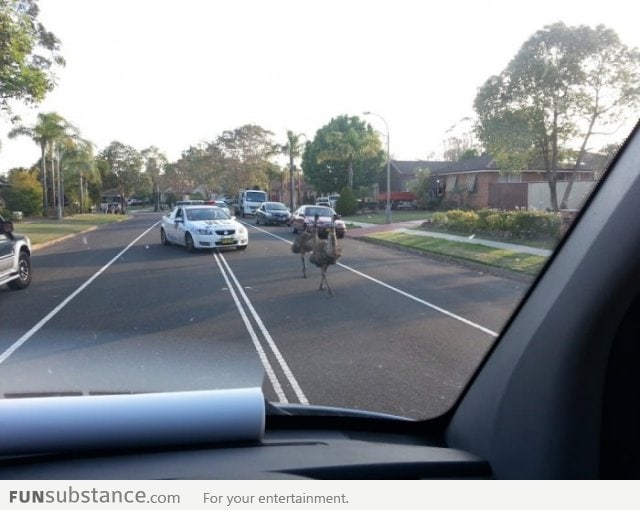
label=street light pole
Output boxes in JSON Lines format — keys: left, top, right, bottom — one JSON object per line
{"left": 363, "top": 111, "right": 391, "bottom": 224}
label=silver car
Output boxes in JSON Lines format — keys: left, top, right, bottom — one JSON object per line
{"left": 0, "top": 216, "right": 32, "bottom": 290}
{"left": 255, "top": 201, "right": 291, "bottom": 226}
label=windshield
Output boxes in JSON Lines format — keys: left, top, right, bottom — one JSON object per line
{"left": 265, "top": 203, "right": 287, "bottom": 211}
{"left": 186, "top": 207, "right": 230, "bottom": 221}
{"left": 0, "top": 0, "right": 638, "bottom": 423}
{"left": 245, "top": 191, "right": 266, "bottom": 202}
{"left": 303, "top": 206, "right": 334, "bottom": 217}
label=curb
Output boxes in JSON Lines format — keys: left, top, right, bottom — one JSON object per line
{"left": 31, "top": 226, "right": 99, "bottom": 252}
{"left": 29, "top": 215, "right": 131, "bottom": 252}
{"left": 349, "top": 234, "right": 536, "bottom": 284}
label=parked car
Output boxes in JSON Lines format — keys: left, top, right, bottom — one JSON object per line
{"left": 255, "top": 201, "right": 291, "bottom": 226}
{"left": 315, "top": 197, "right": 332, "bottom": 207}
{"left": 0, "top": 215, "right": 32, "bottom": 290}
{"left": 290, "top": 205, "right": 346, "bottom": 239}
{"left": 160, "top": 205, "right": 248, "bottom": 252}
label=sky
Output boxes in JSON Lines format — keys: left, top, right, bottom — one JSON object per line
{"left": 1, "top": 0, "right": 639, "bottom": 174}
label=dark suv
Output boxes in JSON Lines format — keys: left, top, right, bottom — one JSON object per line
{"left": 0, "top": 215, "right": 32, "bottom": 290}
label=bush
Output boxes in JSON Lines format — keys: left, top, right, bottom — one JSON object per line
{"left": 4, "top": 183, "right": 41, "bottom": 217}
{"left": 335, "top": 187, "right": 358, "bottom": 216}
{"left": 428, "top": 208, "right": 561, "bottom": 240}
{"left": 444, "top": 210, "right": 479, "bottom": 233}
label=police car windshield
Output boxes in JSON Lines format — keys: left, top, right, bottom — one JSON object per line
{"left": 186, "top": 207, "right": 229, "bottom": 221}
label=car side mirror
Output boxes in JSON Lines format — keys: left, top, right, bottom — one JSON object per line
{"left": 1, "top": 220, "right": 14, "bottom": 234}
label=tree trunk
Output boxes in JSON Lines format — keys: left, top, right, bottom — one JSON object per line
{"left": 547, "top": 170, "right": 558, "bottom": 212}
{"left": 289, "top": 154, "right": 295, "bottom": 210}
{"left": 559, "top": 114, "right": 596, "bottom": 209}
{"left": 57, "top": 152, "right": 63, "bottom": 221}
{"left": 49, "top": 146, "right": 56, "bottom": 217}
{"left": 40, "top": 145, "right": 48, "bottom": 216}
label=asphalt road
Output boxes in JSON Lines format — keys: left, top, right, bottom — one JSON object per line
{"left": 0, "top": 212, "right": 529, "bottom": 419}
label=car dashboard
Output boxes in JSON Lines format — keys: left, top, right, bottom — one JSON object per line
{"left": 0, "top": 388, "right": 487, "bottom": 479}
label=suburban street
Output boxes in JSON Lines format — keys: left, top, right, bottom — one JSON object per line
{"left": 0, "top": 212, "right": 529, "bottom": 419}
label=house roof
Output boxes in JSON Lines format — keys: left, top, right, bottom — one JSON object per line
{"left": 438, "top": 154, "right": 499, "bottom": 173}
{"left": 391, "top": 160, "right": 451, "bottom": 175}
{"left": 575, "top": 152, "right": 610, "bottom": 172}
{"left": 395, "top": 152, "right": 607, "bottom": 176}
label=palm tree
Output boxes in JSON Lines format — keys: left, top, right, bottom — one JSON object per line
{"left": 60, "top": 137, "right": 100, "bottom": 213}
{"left": 280, "top": 130, "right": 306, "bottom": 210}
{"left": 8, "top": 112, "right": 74, "bottom": 217}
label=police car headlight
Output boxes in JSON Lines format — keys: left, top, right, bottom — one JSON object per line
{"left": 197, "top": 228, "right": 213, "bottom": 235}
{"left": 237, "top": 225, "right": 247, "bottom": 234}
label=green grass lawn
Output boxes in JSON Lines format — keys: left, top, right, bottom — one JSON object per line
{"left": 343, "top": 210, "right": 433, "bottom": 224}
{"left": 13, "top": 214, "right": 129, "bottom": 245}
{"left": 344, "top": 210, "right": 558, "bottom": 250}
{"left": 367, "top": 231, "right": 548, "bottom": 276}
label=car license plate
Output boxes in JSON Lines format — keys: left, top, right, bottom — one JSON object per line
{"left": 221, "top": 237, "right": 235, "bottom": 245}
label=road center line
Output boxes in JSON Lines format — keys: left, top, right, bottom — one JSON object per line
{"left": 0, "top": 222, "right": 160, "bottom": 366}
{"left": 215, "top": 250, "right": 309, "bottom": 405}
{"left": 212, "top": 251, "right": 288, "bottom": 404}
{"left": 248, "top": 224, "right": 499, "bottom": 338}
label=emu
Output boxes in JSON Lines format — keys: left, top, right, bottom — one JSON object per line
{"left": 308, "top": 215, "right": 342, "bottom": 295}
{"left": 291, "top": 229, "right": 314, "bottom": 278}
{"left": 291, "top": 214, "right": 343, "bottom": 294}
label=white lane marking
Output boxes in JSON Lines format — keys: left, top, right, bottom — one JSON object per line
{"left": 248, "top": 224, "right": 500, "bottom": 338}
{"left": 0, "top": 222, "right": 160, "bottom": 366}
{"left": 212, "top": 252, "right": 288, "bottom": 404}
{"left": 338, "top": 264, "right": 499, "bottom": 338}
{"left": 216, "top": 252, "right": 309, "bottom": 405}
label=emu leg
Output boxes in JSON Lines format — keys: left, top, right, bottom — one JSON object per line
{"left": 301, "top": 254, "right": 307, "bottom": 278}
{"left": 319, "top": 267, "right": 332, "bottom": 295}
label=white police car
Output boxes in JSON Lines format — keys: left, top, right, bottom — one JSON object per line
{"left": 160, "top": 205, "right": 248, "bottom": 252}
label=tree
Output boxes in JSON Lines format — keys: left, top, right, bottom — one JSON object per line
{"left": 213, "top": 124, "right": 277, "bottom": 194}
{"left": 171, "top": 143, "right": 224, "bottom": 199}
{"left": 3, "top": 166, "right": 41, "bottom": 215}
{"left": 409, "top": 168, "right": 433, "bottom": 209}
{"left": 442, "top": 117, "right": 481, "bottom": 162}
{"left": 0, "top": 0, "right": 65, "bottom": 120}
{"left": 141, "top": 146, "right": 167, "bottom": 211}
{"left": 303, "top": 115, "right": 384, "bottom": 193}
{"left": 335, "top": 186, "right": 358, "bottom": 216}
{"left": 265, "top": 163, "right": 284, "bottom": 200}
{"left": 60, "top": 136, "right": 100, "bottom": 213}
{"left": 9, "top": 112, "right": 77, "bottom": 219}
{"left": 474, "top": 22, "right": 640, "bottom": 210}
{"left": 98, "top": 141, "right": 144, "bottom": 204}
{"left": 279, "top": 130, "right": 306, "bottom": 209}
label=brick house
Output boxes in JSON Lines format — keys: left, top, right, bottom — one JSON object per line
{"left": 388, "top": 154, "right": 606, "bottom": 210}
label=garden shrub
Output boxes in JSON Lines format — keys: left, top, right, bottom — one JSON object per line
{"left": 428, "top": 208, "right": 561, "bottom": 240}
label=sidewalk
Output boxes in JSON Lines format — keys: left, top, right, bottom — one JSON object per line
{"left": 347, "top": 220, "right": 552, "bottom": 257}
